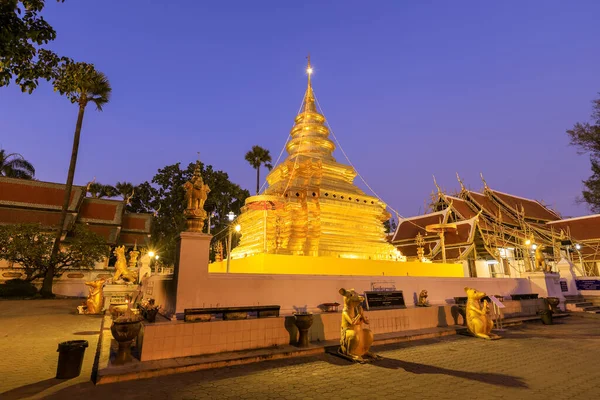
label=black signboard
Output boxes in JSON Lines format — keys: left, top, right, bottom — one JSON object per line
{"left": 560, "top": 281, "right": 569, "bottom": 292}
{"left": 365, "top": 291, "right": 406, "bottom": 310}
{"left": 576, "top": 279, "right": 600, "bottom": 291}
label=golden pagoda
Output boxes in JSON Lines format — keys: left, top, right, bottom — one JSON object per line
{"left": 231, "top": 57, "right": 399, "bottom": 261}
{"left": 216, "top": 57, "right": 464, "bottom": 278}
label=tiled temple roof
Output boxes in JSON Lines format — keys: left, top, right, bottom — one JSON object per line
{"left": 547, "top": 214, "right": 600, "bottom": 241}
{"left": 0, "top": 177, "right": 151, "bottom": 246}
{"left": 488, "top": 189, "right": 561, "bottom": 222}
{"left": 462, "top": 191, "right": 520, "bottom": 226}
{"left": 391, "top": 209, "right": 448, "bottom": 242}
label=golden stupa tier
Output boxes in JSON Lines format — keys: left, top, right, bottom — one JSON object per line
{"left": 230, "top": 60, "right": 400, "bottom": 261}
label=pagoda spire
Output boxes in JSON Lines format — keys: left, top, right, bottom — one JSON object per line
{"left": 301, "top": 54, "right": 317, "bottom": 113}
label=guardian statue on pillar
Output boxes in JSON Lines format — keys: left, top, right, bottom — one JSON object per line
{"left": 183, "top": 161, "right": 210, "bottom": 232}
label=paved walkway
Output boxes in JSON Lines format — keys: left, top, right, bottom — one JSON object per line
{"left": 0, "top": 299, "right": 102, "bottom": 400}
{"left": 36, "top": 317, "right": 600, "bottom": 399}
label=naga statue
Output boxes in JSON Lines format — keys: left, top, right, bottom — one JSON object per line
{"left": 84, "top": 279, "right": 106, "bottom": 314}
{"left": 113, "top": 245, "right": 137, "bottom": 283}
{"left": 183, "top": 162, "right": 211, "bottom": 232}
{"left": 338, "top": 288, "right": 381, "bottom": 362}
{"left": 464, "top": 287, "right": 500, "bottom": 340}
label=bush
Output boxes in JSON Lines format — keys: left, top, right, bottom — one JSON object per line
{"left": 0, "top": 279, "right": 38, "bottom": 298}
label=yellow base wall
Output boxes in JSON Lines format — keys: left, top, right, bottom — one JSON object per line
{"left": 209, "top": 254, "right": 464, "bottom": 277}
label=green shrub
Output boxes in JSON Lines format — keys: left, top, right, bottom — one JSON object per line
{"left": 0, "top": 279, "right": 38, "bottom": 297}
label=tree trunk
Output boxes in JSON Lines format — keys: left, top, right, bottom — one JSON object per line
{"left": 256, "top": 166, "right": 260, "bottom": 195}
{"left": 41, "top": 103, "right": 87, "bottom": 297}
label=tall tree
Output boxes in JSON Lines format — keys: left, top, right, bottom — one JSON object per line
{"left": 41, "top": 62, "right": 111, "bottom": 297}
{"left": 245, "top": 145, "right": 273, "bottom": 195}
{"left": 0, "top": 149, "right": 35, "bottom": 179}
{"left": 0, "top": 0, "right": 66, "bottom": 93}
{"left": 567, "top": 94, "right": 600, "bottom": 213}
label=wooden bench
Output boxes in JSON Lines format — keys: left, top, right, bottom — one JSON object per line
{"left": 510, "top": 293, "right": 539, "bottom": 300}
{"left": 184, "top": 305, "right": 280, "bottom": 323}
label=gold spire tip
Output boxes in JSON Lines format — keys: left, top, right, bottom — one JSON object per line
{"left": 306, "top": 53, "right": 313, "bottom": 75}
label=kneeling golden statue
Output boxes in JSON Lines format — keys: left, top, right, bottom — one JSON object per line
{"left": 464, "top": 287, "right": 500, "bottom": 340}
{"left": 84, "top": 279, "right": 106, "bottom": 314}
{"left": 338, "top": 288, "right": 381, "bottom": 362}
{"left": 417, "top": 289, "right": 431, "bottom": 307}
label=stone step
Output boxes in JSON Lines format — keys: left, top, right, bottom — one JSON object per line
{"left": 564, "top": 294, "right": 584, "bottom": 299}
{"left": 563, "top": 299, "right": 586, "bottom": 304}
{"left": 583, "top": 306, "right": 600, "bottom": 312}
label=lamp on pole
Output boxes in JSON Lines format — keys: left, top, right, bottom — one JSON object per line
{"left": 226, "top": 212, "right": 235, "bottom": 273}
{"left": 575, "top": 243, "right": 585, "bottom": 276}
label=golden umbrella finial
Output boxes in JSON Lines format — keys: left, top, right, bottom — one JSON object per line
{"left": 302, "top": 54, "right": 316, "bottom": 113}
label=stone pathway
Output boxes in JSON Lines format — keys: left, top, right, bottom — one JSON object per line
{"left": 0, "top": 299, "right": 102, "bottom": 400}
{"left": 35, "top": 317, "right": 600, "bottom": 400}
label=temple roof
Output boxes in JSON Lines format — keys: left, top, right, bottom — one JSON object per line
{"left": 444, "top": 195, "right": 478, "bottom": 219}
{"left": 0, "top": 177, "right": 151, "bottom": 246}
{"left": 462, "top": 191, "right": 520, "bottom": 226}
{"left": 547, "top": 214, "right": 600, "bottom": 241}
{"left": 488, "top": 189, "right": 560, "bottom": 221}
{"left": 391, "top": 209, "right": 448, "bottom": 242}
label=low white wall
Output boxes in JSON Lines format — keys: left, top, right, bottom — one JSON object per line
{"left": 0, "top": 268, "right": 115, "bottom": 297}
{"left": 153, "top": 269, "right": 534, "bottom": 316}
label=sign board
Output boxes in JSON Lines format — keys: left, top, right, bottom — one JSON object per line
{"left": 370, "top": 281, "right": 396, "bottom": 292}
{"left": 576, "top": 279, "right": 600, "bottom": 291}
{"left": 488, "top": 295, "right": 505, "bottom": 309}
{"left": 364, "top": 291, "right": 406, "bottom": 310}
{"left": 560, "top": 281, "right": 569, "bottom": 292}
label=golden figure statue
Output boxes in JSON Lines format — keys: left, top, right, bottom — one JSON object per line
{"left": 464, "top": 287, "right": 500, "bottom": 340}
{"left": 338, "top": 288, "right": 381, "bottom": 362}
{"left": 534, "top": 246, "right": 549, "bottom": 272}
{"left": 128, "top": 243, "right": 140, "bottom": 269}
{"left": 214, "top": 241, "right": 224, "bottom": 262}
{"left": 113, "top": 245, "right": 136, "bottom": 283}
{"left": 417, "top": 289, "right": 431, "bottom": 307}
{"left": 183, "top": 161, "right": 210, "bottom": 232}
{"left": 84, "top": 279, "right": 106, "bottom": 314}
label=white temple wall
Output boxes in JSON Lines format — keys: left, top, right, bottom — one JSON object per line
{"left": 152, "top": 266, "right": 534, "bottom": 317}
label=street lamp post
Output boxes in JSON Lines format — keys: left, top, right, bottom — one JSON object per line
{"left": 148, "top": 251, "right": 157, "bottom": 274}
{"left": 226, "top": 212, "right": 235, "bottom": 273}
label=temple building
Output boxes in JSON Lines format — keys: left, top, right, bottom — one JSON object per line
{"left": 0, "top": 177, "right": 152, "bottom": 273}
{"left": 230, "top": 59, "right": 399, "bottom": 261}
{"left": 390, "top": 175, "right": 600, "bottom": 278}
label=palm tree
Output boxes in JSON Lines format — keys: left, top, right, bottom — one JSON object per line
{"left": 0, "top": 149, "right": 35, "bottom": 179}
{"left": 87, "top": 182, "right": 117, "bottom": 198}
{"left": 245, "top": 145, "right": 273, "bottom": 195}
{"left": 115, "top": 181, "right": 135, "bottom": 200}
{"left": 42, "top": 64, "right": 112, "bottom": 297}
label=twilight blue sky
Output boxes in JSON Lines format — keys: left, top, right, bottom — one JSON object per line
{"left": 1, "top": 1, "right": 599, "bottom": 218}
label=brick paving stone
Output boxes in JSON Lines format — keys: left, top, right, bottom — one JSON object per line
{"left": 0, "top": 299, "right": 102, "bottom": 399}
{"left": 2, "top": 304, "right": 600, "bottom": 400}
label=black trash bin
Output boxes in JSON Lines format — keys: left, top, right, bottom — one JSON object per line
{"left": 56, "top": 340, "right": 88, "bottom": 379}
